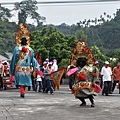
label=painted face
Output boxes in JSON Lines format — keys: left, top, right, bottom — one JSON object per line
{"left": 21, "top": 37, "right": 27, "bottom": 45}
{"left": 77, "top": 58, "right": 87, "bottom": 68}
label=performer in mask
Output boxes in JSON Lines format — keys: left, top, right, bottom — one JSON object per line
{"left": 10, "top": 23, "right": 39, "bottom": 98}
{"left": 73, "top": 58, "right": 98, "bottom": 107}
{"left": 70, "top": 40, "right": 101, "bottom": 107}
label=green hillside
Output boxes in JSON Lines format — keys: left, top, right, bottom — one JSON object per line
{"left": 0, "top": 1, "right": 120, "bottom": 67}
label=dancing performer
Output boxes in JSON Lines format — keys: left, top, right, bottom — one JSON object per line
{"left": 10, "top": 23, "right": 38, "bottom": 98}
{"left": 70, "top": 40, "right": 101, "bottom": 107}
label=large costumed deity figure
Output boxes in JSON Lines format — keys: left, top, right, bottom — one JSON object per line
{"left": 10, "top": 23, "right": 39, "bottom": 98}
{"left": 68, "top": 39, "right": 101, "bottom": 107}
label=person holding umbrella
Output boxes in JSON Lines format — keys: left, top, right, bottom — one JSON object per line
{"left": 72, "top": 58, "right": 101, "bottom": 107}
{"left": 67, "top": 65, "right": 78, "bottom": 91}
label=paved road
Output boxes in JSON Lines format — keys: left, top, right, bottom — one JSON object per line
{"left": 0, "top": 85, "right": 120, "bottom": 120}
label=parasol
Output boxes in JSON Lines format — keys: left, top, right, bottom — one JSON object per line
{"left": 67, "top": 67, "right": 79, "bottom": 77}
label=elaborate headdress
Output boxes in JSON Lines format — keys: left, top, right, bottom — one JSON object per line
{"left": 15, "top": 23, "right": 30, "bottom": 46}
{"left": 70, "top": 39, "right": 95, "bottom": 66}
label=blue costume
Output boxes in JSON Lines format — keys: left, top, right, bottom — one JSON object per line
{"left": 10, "top": 46, "right": 38, "bottom": 86}
{"left": 10, "top": 23, "right": 39, "bottom": 98}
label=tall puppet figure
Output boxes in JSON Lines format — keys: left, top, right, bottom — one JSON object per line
{"left": 70, "top": 40, "right": 101, "bottom": 107}
{"left": 10, "top": 23, "right": 39, "bottom": 98}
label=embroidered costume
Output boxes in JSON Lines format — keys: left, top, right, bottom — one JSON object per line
{"left": 70, "top": 40, "right": 101, "bottom": 107}
{"left": 10, "top": 23, "right": 38, "bottom": 98}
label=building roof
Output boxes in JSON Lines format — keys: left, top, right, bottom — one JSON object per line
{"left": 0, "top": 55, "right": 8, "bottom": 61}
{"left": 0, "top": 52, "right": 13, "bottom": 62}
{"left": 4, "top": 52, "right": 13, "bottom": 60}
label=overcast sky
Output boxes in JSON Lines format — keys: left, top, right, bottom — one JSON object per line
{"left": 1, "top": 0, "right": 120, "bottom": 25}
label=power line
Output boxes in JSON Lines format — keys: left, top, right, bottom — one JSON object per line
{"left": 37, "top": 0, "right": 120, "bottom": 4}
{"left": 1, "top": 0, "right": 120, "bottom": 5}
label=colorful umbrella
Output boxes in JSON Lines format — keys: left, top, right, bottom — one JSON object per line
{"left": 67, "top": 67, "right": 79, "bottom": 77}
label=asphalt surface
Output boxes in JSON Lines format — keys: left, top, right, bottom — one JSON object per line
{"left": 0, "top": 85, "right": 120, "bottom": 120}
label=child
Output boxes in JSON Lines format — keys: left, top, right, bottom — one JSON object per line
{"left": 35, "top": 67, "right": 44, "bottom": 92}
{"left": 45, "top": 63, "right": 54, "bottom": 94}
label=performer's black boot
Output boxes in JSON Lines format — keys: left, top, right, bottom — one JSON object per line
{"left": 78, "top": 97, "right": 86, "bottom": 106}
{"left": 89, "top": 95, "right": 95, "bottom": 107}
{"left": 20, "top": 94, "right": 25, "bottom": 98}
{"left": 80, "top": 102, "right": 86, "bottom": 106}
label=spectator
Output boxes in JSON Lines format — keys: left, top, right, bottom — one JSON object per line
{"left": 35, "top": 67, "right": 43, "bottom": 92}
{"left": 42, "top": 61, "right": 48, "bottom": 93}
{"left": 52, "top": 59, "right": 58, "bottom": 72}
{"left": 91, "top": 61, "right": 100, "bottom": 85}
{"left": 44, "top": 63, "right": 54, "bottom": 94}
{"left": 0, "top": 60, "right": 4, "bottom": 90}
{"left": 67, "top": 65, "right": 76, "bottom": 91}
{"left": 112, "top": 62, "right": 120, "bottom": 94}
{"left": 45, "top": 58, "right": 50, "bottom": 66}
{"left": 101, "top": 61, "right": 112, "bottom": 96}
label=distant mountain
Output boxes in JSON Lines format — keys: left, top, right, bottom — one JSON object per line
{"left": 53, "top": 9, "right": 120, "bottom": 57}
{"left": 0, "top": 9, "right": 120, "bottom": 58}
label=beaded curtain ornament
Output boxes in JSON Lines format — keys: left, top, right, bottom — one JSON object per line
{"left": 15, "top": 23, "right": 30, "bottom": 46}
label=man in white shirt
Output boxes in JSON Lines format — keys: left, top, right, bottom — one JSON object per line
{"left": 101, "top": 61, "right": 112, "bottom": 96}
{"left": 52, "top": 59, "right": 58, "bottom": 72}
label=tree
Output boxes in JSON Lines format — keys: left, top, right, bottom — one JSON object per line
{"left": 13, "top": 0, "right": 46, "bottom": 25}
{"left": 0, "top": 4, "right": 12, "bottom": 21}
{"left": 91, "top": 45, "right": 109, "bottom": 67}
{"left": 30, "top": 26, "right": 77, "bottom": 68}
{"left": 0, "top": 21, "right": 17, "bottom": 53}
{"left": 75, "top": 29, "right": 87, "bottom": 42}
